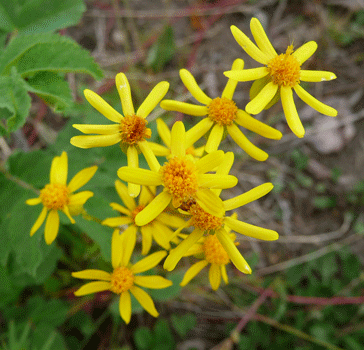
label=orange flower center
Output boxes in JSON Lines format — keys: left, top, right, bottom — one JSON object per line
{"left": 267, "top": 45, "right": 301, "bottom": 87}
{"left": 190, "top": 203, "right": 223, "bottom": 232}
{"left": 202, "top": 234, "right": 230, "bottom": 265}
{"left": 208, "top": 97, "right": 238, "bottom": 126}
{"left": 160, "top": 156, "right": 198, "bottom": 207}
{"left": 40, "top": 183, "right": 69, "bottom": 210}
{"left": 131, "top": 205, "right": 145, "bottom": 224}
{"left": 110, "top": 266, "right": 134, "bottom": 294}
{"left": 120, "top": 115, "right": 151, "bottom": 145}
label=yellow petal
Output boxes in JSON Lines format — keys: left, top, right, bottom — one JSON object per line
{"left": 224, "top": 67, "right": 268, "bottom": 82}
{"left": 137, "top": 81, "right": 169, "bottom": 118}
{"left": 221, "top": 265, "right": 228, "bottom": 284}
{"left": 140, "top": 226, "right": 153, "bottom": 255}
{"left": 130, "top": 286, "right": 159, "bottom": 317}
{"left": 112, "top": 229, "right": 124, "bottom": 269}
{"left": 230, "top": 25, "right": 269, "bottom": 64}
{"left": 68, "top": 191, "right": 94, "bottom": 208}
{"left": 170, "top": 121, "right": 186, "bottom": 157}
{"left": 50, "top": 151, "right": 68, "bottom": 185}
{"left": 224, "top": 216, "right": 279, "bottom": 241}
{"left": 292, "top": 41, "right": 317, "bottom": 65}
{"left": 235, "top": 110, "right": 282, "bottom": 140}
{"left": 119, "top": 291, "right": 132, "bottom": 324}
{"left": 294, "top": 85, "right": 337, "bottom": 117}
{"left": 157, "top": 212, "right": 186, "bottom": 228}
{"left": 156, "top": 118, "right": 171, "bottom": 147}
{"left": 216, "top": 229, "right": 251, "bottom": 274}
{"left": 72, "top": 269, "right": 111, "bottom": 281}
{"left": 160, "top": 100, "right": 208, "bottom": 116}
{"left": 198, "top": 174, "right": 237, "bottom": 189}
{"left": 250, "top": 18, "right": 277, "bottom": 59}
{"left": 227, "top": 124, "right": 268, "bottom": 161}
{"left": 195, "top": 189, "right": 225, "bottom": 218}
{"left": 134, "top": 276, "right": 172, "bottom": 289}
{"left": 209, "top": 263, "right": 221, "bottom": 290}
{"left": 138, "top": 141, "right": 161, "bottom": 173}
{"left": 63, "top": 205, "right": 75, "bottom": 224}
{"left": 70, "top": 134, "right": 121, "bottom": 149}
{"left": 135, "top": 191, "right": 171, "bottom": 226}
{"left": 195, "top": 150, "right": 224, "bottom": 174}
{"left": 102, "top": 216, "right": 133, "bottom": 227}
{"left": 121, "top": 225, "right": 137, "bottom": 267}
{"left": 117, "top": 167, "right": 162, "bottom": 186}
{"left": 216, "top": 152, "right": 234, "bottom": 175}
{"left": 185, "top": 118, "right": 214, "bottom": 148}
{"left": 222, "top": 58, "right": 245, "bottom": 99}
{"left": 68, "top": 166, "right": 98, "bottom": 193}
{"left": 74, "top": 281, "right": 111, "bottom": 296}
{"left": 110, "top": 202, "right": 131, "bottom": 216}
{"left": 179, "top": 69, "right": 212, "bottom": 104}
{"left": 30, "top": 206, "right": 47, "bottom": 236}
{"left": 147, "top": 142, "right": 169, "bottom": 157}
{"left": 205, "top": 124, "right": 224, "bottom": 153}
{"left": 115, "top": 179, "right": 136, "bottom": 211}
{"left": 139, "top": 185, "right": 156, "bottom": 206}
{"left": 300, "top": 70, "right": 337, "bottom": 83}
{"left": 131, "top": 250, "right": 167, "bottom": 274}
{"left": 164, "top": 229, "right": 204, "bottom": 271}
{"left": 145, "top": 222, "right": 169, "bottom": 250}
{"left": 246, "top": 81, "right": 278, "bottom": 114}
{"left": 72, "top": 124, "right": 120, "bottom": 135}
{"left": 180, "top": 260, "right": 208, "bottom": 286}
{"left": 84, "top": 89, "right": 123, "bottom": 123}
{"left": 223, "top": 182, "right": 273, "bottom": 211}
{"left": 281, "top": 86, "right": 305, "bottom": 138}
{"left": 26, "top": 197, "right": 41, "bottom": 206}
{"left": 126, "top": 146, "right": 140, "bottom": 198}
{"left": 44, "top": 210, "right": 59, "bottom": 245}
{"left": 115, "top": 73, "right": 135, "bottom": 116}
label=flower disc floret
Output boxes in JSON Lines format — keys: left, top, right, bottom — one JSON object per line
{"left": 202, "top": 234, "right": 230, "bottom": 265}
{"left": 40, "top": 184, "right": 70, "bottom": 210}
{"left": 120, "top": 115, "right": 151, "bottom": 145}
{"left": 110, "top": 266, "right": 135, "bottom": 294}
{"left": 160, "top": 156, "right": 198, "bottom": 205}
{"left": 267, "top": 46, "right": 301, "bottom": 87}
{"left": 190, "top": 203, "right": 224, "bottom": 232}
{"left": 208, "top": 97, "right": 238, "bottom": 126}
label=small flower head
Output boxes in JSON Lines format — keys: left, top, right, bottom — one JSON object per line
{"left": 208, "top": 97, "right": 238, "bottom": 126}
{"left": 224, "top": 18, "right": 338, "bottom": 138}
{"left": 26, "top": 152, "right": 97, "bottom": 244}
{"left": 70, "top": 73, "right": 169, "bottom": 197}
{"left": 72, "top": 229, "right": 172, "bottom": 324}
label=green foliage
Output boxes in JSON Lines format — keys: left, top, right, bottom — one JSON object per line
{"left": 0, "top": 0, "right": 86, "bottom": 34}
{"left": 171, "top": 313, "right": 197, "bottom": 337}
{"left": 147, "top": 26, "right": 176, "bottom": 72}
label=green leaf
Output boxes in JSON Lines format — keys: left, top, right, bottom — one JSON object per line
{"left": 313, "top": 196, "right": 337, "bottom": 209}
{"left": 0, "top": 69, "right": 31, "bottom": 135}
{"left": 153, "top": 319, "right": 174, "bottom": 349}
{"left": 134, "top": 327, "right": 154, "bottom": 350}
{"left": 24, "top": 71, "right": 73, "bottom": 111}
{"left": 0, "top": 0, "right": 86, "bottom": 34}
{"left": 147, "top": 26, "right": 176, "bottom": 72}
{"left": 171, "top": 313, "right": 197, "bottom": 338}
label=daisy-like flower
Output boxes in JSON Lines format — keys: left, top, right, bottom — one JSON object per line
{"left": 117, "top": 121, "right": 238, "bottom": 226}
{"left": 70, "top": 73, "right": 169, "bottom": 197}
{"left": 224, "top": 18, "right": 337, "bottom": 138}
{"left": 102, "top": 180, "right": 186, "bottom": 255}
{"left": 72, "top": 229, "right": 172, "bottom": 324}
{"left": 148, "top": 118, "right": 205, "bottom": 159}
{"left": 26, "top": 152, "right": 97, "bottom": 245}
{"left": 163, "top": 153, "right": 278, "bottom": 272}
{"left": 160, "top": 59, "right": 282, "bottom": 161}
{"left": 180, "top": 231, "right": 239, "bottom": 290}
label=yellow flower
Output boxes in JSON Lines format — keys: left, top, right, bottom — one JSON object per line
{"left": 102, "top": 180, "right": 186, "bottom": 255}
{"left": 26, "top": 152, "right": 97, "bottom": 245}
{"left": 117, "top": 121, "right": 238, "bottom": 226}
{"left": 224, "top": 18, "right": 337, "bottom": 138}
{"left": 160, "top": 60, "right": 282, "bottom": 161}
{"left": 180, "top": 232, "right": 238, "bottom": 290}
{"left": 163, "top": 153, "right": 278, "bottom": 272}
{"left": 148, "top": 118, "right": 205, "bottom": 159}
{"left": 70, "top": 73, "right": 169, "bottom": 197}
{"left": 72, "top": 229, "right": 172, "bottom": 324}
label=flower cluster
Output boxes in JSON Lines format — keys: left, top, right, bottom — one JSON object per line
{"left": 26, "top": 17, "right": 336, "bottom": 323}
